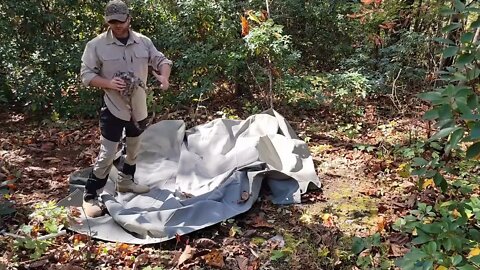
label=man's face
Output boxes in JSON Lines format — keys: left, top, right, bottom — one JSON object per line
{"left": 108, "top": 17, "right": 130, "bottom": 38}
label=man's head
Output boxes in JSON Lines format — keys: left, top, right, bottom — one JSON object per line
{"left": 105, "top": 0, "right": 129, "bottom": 23}
{"left": 105, "top": 0, "right": 131, "bottom": 38}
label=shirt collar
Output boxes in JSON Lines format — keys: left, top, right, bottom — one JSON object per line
{"left": 106, "top": 28, "right": 140, "bottom": 46}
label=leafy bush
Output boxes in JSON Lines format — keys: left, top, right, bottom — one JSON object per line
{"left": 394, "top": 2, "right": 480, "bottom": 269}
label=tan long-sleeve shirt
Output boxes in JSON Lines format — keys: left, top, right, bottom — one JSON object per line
{"left": 80, "top": 29, "right": 172, "bottom": 121}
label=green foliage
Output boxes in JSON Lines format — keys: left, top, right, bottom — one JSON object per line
{"left": 414, "top": 1, "right": 480, "bottom": 193}
{"left": 280, "top": 70, "right": 373, "bottom": 115}
{"left": 12, "top": 201, "right": 68, "bottom": 260}
{"left": 352, "top": 233, "right": 394, "bottom": 269}
{"left": 0, "top": 174, "right": 18, "bottom": 216}
{"left": 326, "top": 71, "right": 371, "bottom": 114}
{"left": 243, "top": 10, "right": 300, "bottom": 104}
{"left": 395, "top": 2, "right": 480, "bottom": 269}
{"left": 378, "top": 31, "right": 431, "bottom": 89}
{"left": 269, "top": 0, "right": 357, "bottom": 69}
{"left": 395, "top": 199, "right": 480, "bottom": 270}
{"left": 0, "top": 0, "right": 104, "bottom": 116}
{"left": 0, "top": 0, "right": 378, "bottom": 117}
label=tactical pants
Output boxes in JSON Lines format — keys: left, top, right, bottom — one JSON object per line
{"left": 84, "top": 106, "right": 147, "bottom": 200}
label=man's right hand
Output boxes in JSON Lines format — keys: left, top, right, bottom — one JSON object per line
{"left": 109, "top": 77, "right": 126, "bottom": 92}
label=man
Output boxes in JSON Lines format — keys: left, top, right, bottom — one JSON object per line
{"left": 80, "top": 0, "right": 172, "bottom": 217}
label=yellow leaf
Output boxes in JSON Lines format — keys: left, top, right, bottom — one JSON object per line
{"left": 435, "top": 266, "right": 448, "bottom": 270}
{"left": 322, "top": 213, "right": 334, "bottom": 227}
{"left": 376, "top": 216, "right": 386, "bottom": 232}
{"left": 229, "top": 225, "right": 241, "bottom": 237}
{"left": 422, "top": 179, "right": 435, "bottom": 189}
{"left": 468, "top": 247, "right": 480, "bottom": 258}
{"left": 299, "top": 212, "right": 314, "bottom": 224}
{"left": 452, "top": 209, "right": 460, "bottom": 218}
{"left": 396, "top": 163, "right": 411, "bottom": 178}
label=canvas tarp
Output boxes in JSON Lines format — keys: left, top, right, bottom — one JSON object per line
{"left": 59, "top": 109, "right": 320, "bottom": 244}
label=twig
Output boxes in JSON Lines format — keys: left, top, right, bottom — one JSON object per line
{"left": 389, "top": 68, "right": 403, "bottom": 113}
{"left": 246, "top": 62, "right": 264, "bottom": 93}
{"left": 193, "top": 93, "right": 208, "bottom": 123}
{"left": 265, "top": 0, "right": 270, "bottom": 18}
{"left": 2, "top": 230, "right": 66, "bottom": 241}
{"left": 37, "top": 230, "right": 67, "bottom": 241}
{"left": 18, "top": 255, "right": 50, "bottom": 267}
{"left": 267, "top": 57, "right": 274, "bottom": 109}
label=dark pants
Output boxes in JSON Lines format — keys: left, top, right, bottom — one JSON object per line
{"left": 84, "top": 106, "right": 147, "bottom": 200}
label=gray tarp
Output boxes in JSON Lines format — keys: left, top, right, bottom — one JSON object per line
{"left": 60, "top": 109, "right": 320, "bottom": 244}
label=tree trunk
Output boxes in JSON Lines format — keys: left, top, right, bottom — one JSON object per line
{"left": 413, "top": 0, "right": 424, "bottom": 32}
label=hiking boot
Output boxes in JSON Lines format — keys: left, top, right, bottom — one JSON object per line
{"left": 116, "top": 172, "right": 150, "bottom": 194}
{"left": 82, "top": 197, "right": 104, "bottom": 218}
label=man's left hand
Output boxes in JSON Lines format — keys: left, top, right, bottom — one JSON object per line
{"left": 152, "top": 71, "right": 169, "bottom": 90}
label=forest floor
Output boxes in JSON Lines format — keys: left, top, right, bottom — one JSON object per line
{"left": 0, "top": 91, "right": 432, "bottom": 269}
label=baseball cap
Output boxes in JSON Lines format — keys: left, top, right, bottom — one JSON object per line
{"left": 105, "top": 0, "right": 129, "bottom": 23}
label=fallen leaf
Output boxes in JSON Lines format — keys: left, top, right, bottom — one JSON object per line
{"left": 360, "top": 188, "right": 379, "bottom": 197}
{"left": 375, "top": 216, "right": 386, "bottom": 233}
{"left": 422, "top": 178, "right": 435, "bottom": 189}
{"left": 266, "top": 235, "right": 285, "bottom": 249}
{"left": 41, "top": 142, "right": 55, "bottom": 151}
{"left": 72, "top": 233, "right": 90, "bottom": 245}
{"left": 389, "top": 233, "right": 409, "bottom": 245}
{"left": 390, "top": 244, "right": 409, "bottom": 257}
{"left": 193, "top": 238, "right": 218, "bottom": 249}
{"left": 56, "top": 265, "right": 85, "bottom": 270}
{"left": 396, "top": 163, "right": 411, "bottom": 178}
{"left": 202, "top": 249, "right": 225, "bottom": 268}
{"left": 6, "top": 183, "right": 16, "bottom": 190}
{"left": 250, "top": 215, "right": 273, "bottom": 228}
{"left": 236, "top": 255, "right": 249, "bottom": 270}
{"left": 229, "top": 225, "right": 242, "bottom": 237}
{"left": 243, "top": 229, "right": 256, "bottom": 238}
{"left": 42, "top": 157, "right": 61, "bottom": 163}
{"left": 178, "top": 245, "right": 195, "bottom": 266}
{"left": 322, "top": 213, "right": 335, "bottom": 227}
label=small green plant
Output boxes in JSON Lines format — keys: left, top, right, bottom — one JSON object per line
{"left": 352, "top": 233, "right": 394, "bottom": 269}
{"left": 326, "top": 71, "right": 371, "bottom": 114}
{"left": 243, "top": 10, "right": 299, "bottom": 107}
{"left": 394, "top": 199, "right": 480, "bottom": 269}
{"left": 12, "top": 201, "right": 68, "bottom": 260}
{"left": 355, "top": 144, "right": 376, "bottom": 153}
{"left": 337, "top": 122, "right": 363, "bottom": 139}
{"left": 216, "top": 107, "right": 240, "bottom": 120}
{"left": 242, "top": 100, "right": 262, "bottom": 115}
{"left": 0, "top": 177, "right": 16, "bottom": 216}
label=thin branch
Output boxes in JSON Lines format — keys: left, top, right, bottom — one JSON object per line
{"left": 265, "top": 0, "right": 270, "bottom": 18}
{"left": 389, "top": 68, "right": 403, "bottom": 113}
{"left": 246, "top": 62, "right": 264, "bottom": 93}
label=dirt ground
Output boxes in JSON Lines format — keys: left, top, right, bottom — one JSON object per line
{"left": 0, "top": 96, "right": 428, "bottom": 269}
